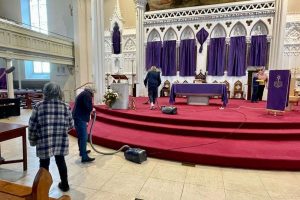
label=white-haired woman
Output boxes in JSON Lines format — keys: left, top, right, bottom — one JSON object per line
{"left": 144, "top": 66, "right": 161, "bottom": 109}
{"left": 28, "top": 82, "right": 74, "bottom": 192}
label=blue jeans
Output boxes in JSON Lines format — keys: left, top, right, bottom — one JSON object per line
{"left": 74, "top": 119, "right": 88, "bottom": 159}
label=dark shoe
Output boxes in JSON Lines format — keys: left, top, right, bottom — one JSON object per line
{"left": 58, "top": 182, "right": 70, "bottom": 192}
{"left": 79, "top": 150, "right": 91, "bottom": 156}
{"left": 81, "top": 156, "right": 95, "bottom": 163}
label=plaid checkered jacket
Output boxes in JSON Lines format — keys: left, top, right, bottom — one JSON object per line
{"left": 28, "top": 99, "right": 74, "bottom": 159}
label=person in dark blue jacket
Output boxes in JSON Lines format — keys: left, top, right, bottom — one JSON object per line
{"left": 251, "top": 72, "right": 259, "bottom": 103}
{"left": 72, "top": 86, "right": 95, "bottom": 163}
{"left": 144, "top": 66, "right": 161, "bottom": 110}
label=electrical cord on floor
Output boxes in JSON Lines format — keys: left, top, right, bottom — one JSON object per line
{"left": 88, "top": 110, "right": 130, "bottom": 155}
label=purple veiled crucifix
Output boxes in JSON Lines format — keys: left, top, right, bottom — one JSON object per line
{"left": 196, "top": 28, "right": 209, "bottom": 53}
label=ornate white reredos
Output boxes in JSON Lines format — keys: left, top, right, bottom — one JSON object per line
{"left": 110, "top": 0, "right": 124, "bottom": 32}
{"left": 144, "top": 1, "right": 274, "bottom": 44}
{"left": 284, "top": 14, "right": 300, "bottom": 56}
{"left": 134, "top": 0, "right": 147, "bottom": 9}
{"left": 144, "top": 0, "right": 275, "bottom": 25}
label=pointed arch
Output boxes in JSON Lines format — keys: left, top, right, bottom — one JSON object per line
{"left": 211, "top": 24, "right": 226, "bottom": 38}
{"left": 163, "top": 27, "right": 178, "bottom": 41}
{"left": 180, "top": 26, "right": 195, "bottom": 40}
{"left": 230, "top": 22, "right": 247, "bottom": 37}
{"left": 147, "top": 29, "right": 161, "bottom": 42}
{"left": 251, "top": 20, "right": 268, "bottom": 36}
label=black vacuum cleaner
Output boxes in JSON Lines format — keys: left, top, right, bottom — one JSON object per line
{"left": 89, "top": 110, "right": 147, "bottom": 164}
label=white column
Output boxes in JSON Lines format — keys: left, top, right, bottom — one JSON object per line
{"left": 73, "top": 0, "right": 93, "bottom": 93}
{"left": 269, "top": 0, "right": 288, "bottom": 69}
{"left": 6, "top": 59, "right": 14, "bottom": 98}
{"left": 134, "top": 0, "right": 147, "bottom": 97}
{"left": 92, "top": 0, "right": 105, "bottom": 104}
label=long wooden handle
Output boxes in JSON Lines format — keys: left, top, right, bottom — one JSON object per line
{"left": 74, "top": 82, "right": 93, "bottom": 91}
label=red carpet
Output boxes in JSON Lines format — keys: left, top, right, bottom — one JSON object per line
{"left": 70, "top": 97, "right": 300, "bottom": 170}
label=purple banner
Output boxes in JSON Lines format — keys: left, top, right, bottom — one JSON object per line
{"left": 0, "top": 68, "right": 7, "bottom": 89}
{"left": 266, "top": 70, "right": 290, "bottom": 111}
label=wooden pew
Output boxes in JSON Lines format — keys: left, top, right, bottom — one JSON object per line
{"left": 0, "top": 168, "right": 70, "bottom": 200}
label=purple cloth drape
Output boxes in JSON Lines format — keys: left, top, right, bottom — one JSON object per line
{"left": 161, "top": 40, "right": 177, "bottom": 76}
{"left": 112, "top": 23, "right": 121, "bottom": 54}
{"left": 249, "top": 35, "right": 267, "bottom": 66}
{"left": 207, "top": 37, "right": 225, "bottom": 76}
{"left": 146, "top": 41, "right": 162, "bottom": 70}
{"left": 0, "top": 68, "right": 7, "bottom": 89}
{"left": 228, "top": 36, "right": 246, "bottom": 76}
{"left": 179, "top": 39, "right": 196, "bottom": 76}
{"left": 196, "top": 28, "right": 209, "bottom": 53}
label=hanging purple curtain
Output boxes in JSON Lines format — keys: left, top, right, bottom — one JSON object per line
{"left": 112, "top": 23, "right": 121, "bottom": 54}
{"left": 196, "top": 28, "right": 209, "bottom": 53}
{"left": 0, "top": 68, "right": 7, "bottom": 89}
{"left": 249, "top": 35, "right": 267, "bottom": 66}
{"left": 146, "top": 41, "right": 162, "bottom": 70}
{"left": 228, "top": 36, "right": 246, "bottom": 76}
{"left": 161, "top": 40, "right": 176, "bottom": 76}
{"left": 179, "top": 39, "right": 196, "bottom": 76}
{"left": 207, "top": 37, "right": 225, "bottom": 76}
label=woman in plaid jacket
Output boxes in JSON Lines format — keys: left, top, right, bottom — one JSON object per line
{"left": 28, "top": 82, "right": 74, "bottom": 192}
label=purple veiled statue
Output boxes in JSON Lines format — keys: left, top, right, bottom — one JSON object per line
{"left": 196, "top": 28, "right": 209, "bottom": 53}
{"left": 0, "top": 68, "right": 7, "bottom": 89}
{"left": 112, "top": 23, "right": 121, "bottom": 54}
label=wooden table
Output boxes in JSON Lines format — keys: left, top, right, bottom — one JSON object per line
{"left": 0, "top": 122, "right": 27, "bottom": 171}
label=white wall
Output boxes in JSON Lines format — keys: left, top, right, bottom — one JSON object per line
{"left": 0, "top": 0, "right": 22, "bottom": 23}
{"left": 47, "top": 0, "right": 74, "bottom": 39}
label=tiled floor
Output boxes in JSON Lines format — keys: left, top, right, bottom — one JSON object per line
{"left": 1, "top": 109, "right": 300, "bottom": 200}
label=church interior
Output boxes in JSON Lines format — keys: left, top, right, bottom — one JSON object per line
{"left": 0, "top": 0, "right": 300, "bottom": 199}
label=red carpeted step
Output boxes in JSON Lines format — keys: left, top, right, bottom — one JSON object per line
{"left": 69, "top": 121, "right": 300, "bottom": 170}
{"left": 94, "top": 102, "right": 300, "bottom": 129}
{"left": 94, "top": 110, "right": 300, "bottom": 140}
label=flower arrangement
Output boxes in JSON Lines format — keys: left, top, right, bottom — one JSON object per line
{"left": 103, "top": 89, "right": 119, "bottom": 108}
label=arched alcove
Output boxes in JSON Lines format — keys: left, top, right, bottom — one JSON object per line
{"left": 147, "top": 29, "right": 161, "bottom": 42}
{"left": 230, "top": 22, "right": 247, "bottom": 37}
{"left": 211, "top": 24, "right": 226, "bottom": 38}
{"left": 180, "top": 26, "right": 195, "bottom": 40}
{"left": 163, "top": 28, "right": 178, "bottom": 41}
{"left": 251, "top": 21, "right": 268, "bottom": 36}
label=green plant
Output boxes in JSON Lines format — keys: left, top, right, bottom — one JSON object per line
{"left": 103, "top": 89, "right": 119, "bottom": 108}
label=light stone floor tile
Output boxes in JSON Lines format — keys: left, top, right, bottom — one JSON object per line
{"left": 225, "top": 190, "right": 272, "bottom": 200}
{"left": 100, "top": 172, "right": 147, "bottom": 196}
{"left": 181, "top": 183, "right": 226, "bottom": 200}
{"left": 87, "top": 191, "right": 135, "bottom": 200}
{"left": 150, "top": 163, "right": 188, "bottom": 182}
{"left": 2, "top": 109, "right": 300, "bottom": 200}
{"left": 136, "top": 177, "right": 184, "bottom": 200}
{"left": 222, "top": 169, "right": 269, "bottom": 197}
{"left": 118, "top": 158, "right": 157, "bottom": 177}
{"left": 185, "top": 166, "right": 224, "bottom": 189}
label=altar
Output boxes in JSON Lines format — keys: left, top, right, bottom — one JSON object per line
{"left": 169, "top": 83, "right": 228, "bottom": 107}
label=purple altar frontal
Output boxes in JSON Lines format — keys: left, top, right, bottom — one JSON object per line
{"left": 169, "top": 83, "right": 228, "bottom": 106}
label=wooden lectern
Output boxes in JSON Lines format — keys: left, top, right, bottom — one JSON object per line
{"left": 111, "top": 74, "right": 128, "bottom": 83}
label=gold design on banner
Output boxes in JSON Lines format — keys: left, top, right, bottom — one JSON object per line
{"left": 274, "top": 75, "right": 283, "bottom": 88}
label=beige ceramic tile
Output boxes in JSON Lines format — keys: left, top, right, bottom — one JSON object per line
{"left": 181, "top": 183, "right": 226, "bottom": 200}
{"left": 70, "top": 168, "right": 115, "bottom": 190}
{"left": 260, "top": 176, "right": 300, "bottom": 199}
{"left": 150, "top": 163, "right": 188, "bottom": 182}
{"left": 185, "top": 166, "right": 224, "bottom": 189}
{"left": 87, "top": 191, "right": 135, "bottom": 200}
{"left": 118, "top": 159, "right": 157, "bottom": 177}
{"left": 225, "top": 190, "right": 272, "bottom": 200}
{"left": 222, "top": 169, "right": 269, "bottom": 197}
{"left": 137, "top": 177, "right": 184, "bottom": 200}
{"left": 100, "top": 172, "right": 147, "bottom": 196}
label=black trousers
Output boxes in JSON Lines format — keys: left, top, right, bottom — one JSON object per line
{"left": 40, "top": 155, "right": 68, "bottom": 185}
{"left": 257, "top": 85, "right": 265, "bottom": 101}
{"left": 148, "top": 87, "right": 158, "bottom": 104}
